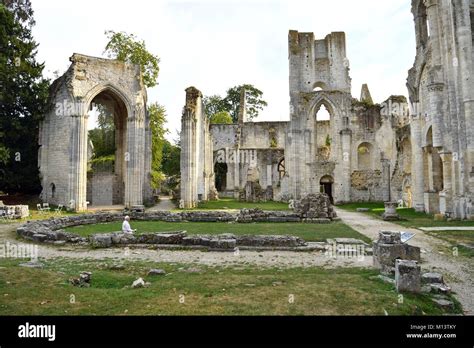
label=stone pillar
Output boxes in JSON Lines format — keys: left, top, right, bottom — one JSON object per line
{"left": 427, "top": 82, "right": 445, "bottom": 148}
{"left": 381, "top": 158, "right": 391, "bottom": 202}
{"left": 180, "top": 106, "right": 195, "bottom": 208}
{"left": 340, "top": 129, "right": 352, "bottom": 202}
{"left": 70, "top": 114, "right": 88, "bottom": 212}
{"left": 125, "top": 108, "right": 145, "bottom": 208}
{"left": 395, "top": 260, "right": 421, "bottom": 293}
{"left": 439, "top": 152, "right": 453, "bottom": 214}
{"left": 411, "top": 119, "right": 425, "bottom": 212}
{"left": 233, "top": 147, "right": 240, "bottom": 199}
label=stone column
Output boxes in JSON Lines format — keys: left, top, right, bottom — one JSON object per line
{"left": 439, "top": 152, "right": 453, "bottom": 215}
{"left": 410, "top": 118, "right": 425, "bottom": 212}
{"left": 180, "top": 108, "right": 195, "bottom": 208}
{"left": 125, "top": 108, "right": 145, "bottom": 208}
{"left": 381, "top": 158, "right": 391, "bottom": 202}
{"left": 340, "top": 129, "right": 352, "bottom": 202}
{"left": 233, "top": 147, "right": 240, "bottom": 199}
{"left": 70, "top": 114, "right": 88, "bottom": 212}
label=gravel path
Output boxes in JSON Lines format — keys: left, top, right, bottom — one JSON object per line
{"left": 147, "top": 196, "right": 176, "bottom": 211}
{"left": 335, "top": 208, "right": 474, "bottom": 315}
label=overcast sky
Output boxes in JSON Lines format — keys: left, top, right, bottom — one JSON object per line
{"left": 32, "top": 0, "right": 415, "bottom": 141}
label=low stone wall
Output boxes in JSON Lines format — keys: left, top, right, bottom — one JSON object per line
{"left": 88, "top": 231, "right": 308, "bottom": 250}
{"left": 16, "top": 210, "right": 330, "bottom": 249}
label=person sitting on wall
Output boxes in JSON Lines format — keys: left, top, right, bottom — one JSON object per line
{"left": 122, "top": 216, "right": 136, "bottom": 234}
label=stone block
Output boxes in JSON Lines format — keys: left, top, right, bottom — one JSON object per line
{"left": 395, "top": 260, "right": 421, "bottom": 293}
{"left": 422, "top": 272, "right": 443, "bottom": 284}
{"left": 90, "top": 234, "right": 112, "bottom": 248}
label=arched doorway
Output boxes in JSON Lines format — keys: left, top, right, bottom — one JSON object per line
{"left": 214, "top": 162, "right": 228, "bottom": 192}
{"left": 320, "top": 175, "right": 334, "bottom": 204}
{"left": 87, "top": 88, "right": 128, "bottom": 206}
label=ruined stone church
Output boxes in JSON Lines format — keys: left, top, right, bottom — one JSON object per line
{"left": 180, "top": 0, "right": 474, "bottom": 219}
{"left": 38, "top": 0, "right": 474, "bottom": 219}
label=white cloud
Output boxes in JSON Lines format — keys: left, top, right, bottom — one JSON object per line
{"left": 32, "top": 0, "right": 415, "bottom": 140}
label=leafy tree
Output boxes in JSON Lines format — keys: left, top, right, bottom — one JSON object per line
{"left": 223, "top": 84, "right": 267, "bottom": 122}
{"left": 0, "top": 3, "right": 49, "bottom": 193}
{"left": 103, "top": 30, "right": 160, "bottom": 88}
{"left": 149, "top": 103, "right": 168, "bottom": 189}
{"left": 203, "top": 84, "right": 267, "bottom": 123}
{"left": 88, "top": 105, "right": 115, "bottom": 159}
{"left": 203, "top": 95, "right": 226, "bottom": 118}
{"left": 161, "top": 140, "right": 180, "bottom": 177}
{"left": 210, "top": 111, "right": 233, "bottom": 124}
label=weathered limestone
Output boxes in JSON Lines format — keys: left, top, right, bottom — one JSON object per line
{"left": 373, "top": 231, "right": 421, "bottom": 274}
{"left": 407, "top": 0, "right": 474, "bottom": 219}
{"left": 180, "top": 87, "right": 215, "bottom": 208}
{"left": 293, "top": 193, "right": 337, "bottom": 220}
{"left": 382, "top": 202, "right": 400, "bottom": 221}
{"left": 181, "top": 30, "right": 412, "bottom": 206}
{"left": 39, "top": 54, "right": 151, "bottom": 211}
{"left": 395, "top": 260, "right": 421, "bottom": 293}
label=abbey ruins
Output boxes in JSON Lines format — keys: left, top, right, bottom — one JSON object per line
{"left": 39, "top": 0, "right": 474, "bottom": 219}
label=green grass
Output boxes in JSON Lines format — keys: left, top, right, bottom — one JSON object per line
{"left": 338, "top": 202, "right": 474, "bottom": 228}
{"left": 64, "top": 221, "right": 371, "bottom": 243}
{"left": 181, "top": 198, "right": 291, "bottom": 211}
{"left": 424, "top": 230, "right": 474, "bottom": 258}
{"left": 0, "top": 258, "right": 462, "bottom": 315}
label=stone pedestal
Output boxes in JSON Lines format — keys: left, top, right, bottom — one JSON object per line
{"left": 373, "top": 231, "right": 421, "bottom": 274}
{"left": 382, "top": 202, "right": 400, "bottom": 221}
{"left": 395, "top": 260, "right": 421, "bottom": 293}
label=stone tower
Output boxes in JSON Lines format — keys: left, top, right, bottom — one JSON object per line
{"left": 287, "top": 31, "right": 354, "bottom": 202}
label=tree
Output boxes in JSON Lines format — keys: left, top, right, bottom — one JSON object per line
{"left": 203, "top": 84, "right": 267, "bottom": 123}
{"left": 203, "top": 95, "right": 226, "bottom": 118}
{"left": 0, "top": 3, "right": 49, "bottom": 193}
{"left": 88, "top": 105, "right": 115, "bottom": 159}
{"left": 210, "top": 111, "right": 233, "bottom": 124}
{"left": 223, "top": 84, "right": 267, "bottom": 122}
{"left": 103, "top": 30, "right": 160, "bottom": 88}
{"left": 161, "top": 140, "right": 180, "bottom": 177}
{"left": 148, "top": 103, "right": 168, "bottom": 189}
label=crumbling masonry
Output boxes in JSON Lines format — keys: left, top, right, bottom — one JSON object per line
{"left": 180, "top": 2, "right": 474, "bottom": 219}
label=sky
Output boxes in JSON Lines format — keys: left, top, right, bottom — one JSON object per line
{"left": 31, "top": 0, "right": 416, "bottom": 141}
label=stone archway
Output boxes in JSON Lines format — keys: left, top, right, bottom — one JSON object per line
{"left": 39, "top": 54, "right": 151, "bottom": 211}
{"left": 320, "top": 175, "right": 335, "bottom": 204}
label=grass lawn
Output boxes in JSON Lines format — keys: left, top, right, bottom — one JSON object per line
{"left": 64, "top": 221, "right": 371, "bottom": 243}
{"left": 182, "top": 198, "right": 291, "bottom": 211}
{"left": 338, "top": 202, "right": 474, "bottom": 228}
{"left": 0, "top": 258, "right": 462, "bottom": 315}
{"left": 424, "top": 230, "right": 474, "bottom": 258}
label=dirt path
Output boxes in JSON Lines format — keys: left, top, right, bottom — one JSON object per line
{"left": 147, "top": 196, "right": 176, "bottom": 211}
{"left": 335, "top": 207, "right": 474, "bottom": 315}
